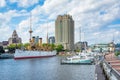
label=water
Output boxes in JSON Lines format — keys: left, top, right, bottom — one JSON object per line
{"left": 0, "top": 56, "right": 95, "bottom": 80}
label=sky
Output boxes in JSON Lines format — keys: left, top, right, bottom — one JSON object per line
{"left": 0, "top": 0, "right": 120, "bottom": 45}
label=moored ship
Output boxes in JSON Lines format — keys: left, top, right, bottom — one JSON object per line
{"left": 14, "top": 49, "right": 57, "bottom": 59}
{"left": 14, "top": 13, "right": 57, "bottom": 59}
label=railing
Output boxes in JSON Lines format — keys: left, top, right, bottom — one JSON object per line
{"left": 103, "top": 60, "right": 120, "bottom": 80}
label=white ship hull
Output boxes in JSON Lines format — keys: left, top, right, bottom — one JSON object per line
{"left": 14, "top": 49, "right": 57, "bottom": 59}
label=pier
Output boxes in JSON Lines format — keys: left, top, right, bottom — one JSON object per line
{"left": 95, "top": 63, "right": 106, "bottom": 80}
{"left": 95, "top": 53, "right": 107, "bottom": 80}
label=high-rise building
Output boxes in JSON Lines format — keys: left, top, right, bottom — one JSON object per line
{"left": 8, "top": 30, "right": 22, "bottom": 45}
{"left": 48, "top": 36, "right": 55, "bottom": 44}
{"left": 55, "top": 14, "right": 74, "bottom": 50}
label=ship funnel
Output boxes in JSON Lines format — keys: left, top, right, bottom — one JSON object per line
{"left": 32, "top": 36, "right": 35, "bottom": 43}
{"left": 39, "top": 38, "right": 42, "bottom": 46}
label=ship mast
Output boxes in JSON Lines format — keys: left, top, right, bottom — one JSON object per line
{"left": 46, "top": 23, "right": 48, "bottom": 44}
{"left": 79, "top": 26, "right": 81, "bottom": 42}
{"left": 29, "top": 12, "right": 33, "bottom": 45}
{"left": 112, "top": 34, "right": 114, "bottom": 43}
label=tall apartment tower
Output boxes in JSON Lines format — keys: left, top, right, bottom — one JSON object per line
{"left": 55, "top": 14, "right": 74, "bottom": 50}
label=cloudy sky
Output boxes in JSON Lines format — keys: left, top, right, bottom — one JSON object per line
{"left": 0, "top": 0, "right": 120, "bottom": 45}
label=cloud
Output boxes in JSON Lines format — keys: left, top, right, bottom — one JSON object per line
{"left": 0, "top": 9, "right": 28, "bottom": 42}
{"left": 0, "top": 0, "right": 6, "bottom": 7}
{"left": 0, "top": 26, "right": 12, "bottom": 41}
{"left": 28, "top": 0, "right": 120, "bottom": 44}
{"left": 9, "top": 0, "right": 39, "bottom": 8}
{"left": 108, "top": 24, "right": 120, "bottom": 28}
{"left": 1, "top": 0, "right": 120, "bottom": 45}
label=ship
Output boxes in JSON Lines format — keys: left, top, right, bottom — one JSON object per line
{"left": 14, "top": 13, "right": 57, "bottom": 59}
{"left": 14, "top": 49, "right": 57, "bottom": 59}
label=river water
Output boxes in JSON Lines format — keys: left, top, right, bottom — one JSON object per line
{"left": 0, "top": 56, "right": 95, "bottom": 80}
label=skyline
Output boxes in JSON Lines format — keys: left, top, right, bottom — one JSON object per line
{"left": 0, "top": 0, "right": 120, "bottom": 44}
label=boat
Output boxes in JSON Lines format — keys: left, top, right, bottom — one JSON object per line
{"left": 79, "top": 52, "right": 95, "bottom": 62}
{"left": 0, "top": 53, "right": 14, "bottom": 59}
{"left": 14, "top": 49, "right": 57, "bottom": 59}
{"left": 14, "top": 13, "right": 57, "bottom": 59}
{"left": 61, "top": 54, "right": 93, "bottom": 65}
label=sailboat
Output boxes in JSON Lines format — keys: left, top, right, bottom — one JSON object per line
{"left": 14, "top": 13, "right": 57, "bottom": 59}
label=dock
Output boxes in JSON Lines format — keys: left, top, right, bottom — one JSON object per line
{"left": 61, "top": 62, "right": 93, "bottom": 65}
{"left": 95, "top": 63, "right": 107, "bottom": 80}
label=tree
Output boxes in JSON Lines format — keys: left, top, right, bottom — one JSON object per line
{"left": 55, "top": 44, "right": 63, "bottom": 52}
{"left": 75, "top": 49, "right": 81, "bottom": 52}
{"left": 7, "top": 44, "right": 16, "bottom": 49}
{"left": 7, "top": 44, "right": 16, "bottom": 53}
{"left": 0, "top": 46, "right": 5, "bottom": 53}
{"left": 17, "top": 43, "right": 23, "bottom": 49}
{"left": 23, "top": 43, "right": 30, "bottom": 49}
{"left": 50, "top": 44, "right": 55, "bottom": 50}
{"left": 115, "top": 51, "right": 120, "bottom": 56}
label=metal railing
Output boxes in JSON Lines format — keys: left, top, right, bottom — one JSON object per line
{"left": 103, "top": 60, "right": 120, "bottom": 80}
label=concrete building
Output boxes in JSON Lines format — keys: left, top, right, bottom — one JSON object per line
{"left": 48, "top": 36, "right": 55, "bottom": 44}
{"left": 92, "top": 42, "right": 115, "bottom": 52}
{"left": 75, "top": 41, "right": 88, "bottom": 51}
{"left": 0, "top": 42, "right": 3, "bottom": 46}
{"left": 8, "top": 30, "right": 22, "bottom": 45}
{"left": 0, "top": 41, "right": 9, "bottom": 48}
{"left": 55, "top": 14, "right": 74, "bottom": 50}
{"left": 2, "top": 41, "right": 9, "bottom": 48}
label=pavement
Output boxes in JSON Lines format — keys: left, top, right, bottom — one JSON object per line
{"left": 95, "top": 63, "right": 106, "bottom": 80}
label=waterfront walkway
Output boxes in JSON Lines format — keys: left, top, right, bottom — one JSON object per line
{"left": 95, "top": 64, "right": 106, "bottom": 80}
{"left": 105, "top": 53, "right": 120, "bottom": 73}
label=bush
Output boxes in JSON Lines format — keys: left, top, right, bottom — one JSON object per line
{"left": 55, "top": 44, "right": 63, "bottom": 52}
{"left": 0, "top": 46, "right": 5, "bottom": 53}
{"left": 115, "top": 51, "right": 120, "bottom": 56}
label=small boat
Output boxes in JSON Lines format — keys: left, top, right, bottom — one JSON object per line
{"left": 61, "top": 54, "right": 93, "bottom": 65}
{"left": 0, "top": 53, "right": 14, "bottom": 59}
{"left": 80, "top": 52, "right": 95, "bottom": 62}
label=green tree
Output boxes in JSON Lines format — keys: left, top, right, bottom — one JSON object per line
{"left": 55, "top": 44, "right": 63, "bottom": 52}
{"left": 7, "top": 44, "right": 16, "bottom": 49}
{"left": 115, "top": 51, "right": 120, "bottom": 56}
{"left": 23, "top": 43, "right": 30, "bottom": 49}
{"left": 17, "top": 43, "right": 23, "bottom": 49}
{"left": 7, "top": 44, "right": 16, "bottom": 53}
{"left": 75, "top": 49, "right": 81, "bottom": 52}
{"left": 50, "top": 44, "right": 55, "bottom": 50}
